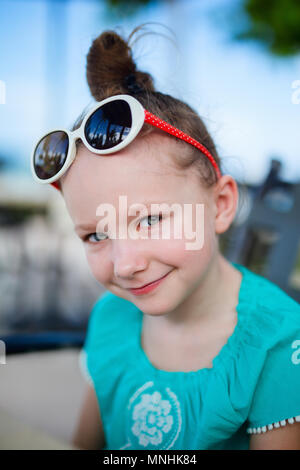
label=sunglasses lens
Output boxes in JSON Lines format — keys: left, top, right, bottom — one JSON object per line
{"left": 85, "top": 99, "right": 132, "bottom": 150}
{"left": 33, "top": 131, "right": 69, "bottom": 180}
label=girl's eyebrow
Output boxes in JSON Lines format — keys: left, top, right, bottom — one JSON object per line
{"left": 74, "top": 200, "right": 175, "bottom": 233}
{"left": 75, "top": 222, "right": 97, "bottom": 234}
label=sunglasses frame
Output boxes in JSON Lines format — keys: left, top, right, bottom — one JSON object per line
{"left": 31, "top": 94, "right": 146, "bottom": 185}
{"left": 31, "top": 94, "right": 221, "bottom": 189}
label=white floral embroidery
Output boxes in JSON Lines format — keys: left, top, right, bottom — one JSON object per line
{"left": 120, "top": 382, "right": 182, "bottom": 450}
{"left": 131, "top": 391, "right": 174, "bottom": 446}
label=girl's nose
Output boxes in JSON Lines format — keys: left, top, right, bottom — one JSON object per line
{"left": 111, "top": 239, "right": 148, "bottom": 279}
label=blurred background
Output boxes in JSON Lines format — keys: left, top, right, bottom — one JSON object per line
{"left": 0, "top": 0, "right": 300, "bottom": 449}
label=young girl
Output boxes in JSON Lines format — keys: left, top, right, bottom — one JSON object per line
{"left": 31, "top": 27, "right": 300, "bottom": 450}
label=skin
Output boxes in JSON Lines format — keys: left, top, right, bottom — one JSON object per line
{"left": 61, "top": 131, "right": 300, "bottom": 450}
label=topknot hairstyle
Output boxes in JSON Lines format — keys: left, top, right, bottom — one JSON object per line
{"left": 86, "top": 28, "right": 155, "bottom": 98}
{"left": 70, "top": 24, "right": 222, "bottom": 188}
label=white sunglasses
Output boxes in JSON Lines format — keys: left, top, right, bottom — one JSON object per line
{"left": 31, "top": 94, "right": 221, "bottom": 190}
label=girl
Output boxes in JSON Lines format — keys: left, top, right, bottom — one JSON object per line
{"left": 31, "top": 26, "right": 300, "bottom": 450}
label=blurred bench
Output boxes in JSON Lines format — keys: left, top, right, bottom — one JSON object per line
{"left": 0, "top": 407, "right": 78, "bottom": 450}
{"left": 225, "top": 159, "right": 300, "bottom": 303}
{"left": 0, "top": 347, "right": 86, "bottom": 449}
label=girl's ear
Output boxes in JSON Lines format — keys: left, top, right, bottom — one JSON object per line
{"left": 213, "top": 174, "right": 239, "bottom": 234}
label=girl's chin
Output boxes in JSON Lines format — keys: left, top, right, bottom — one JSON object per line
{"left": 130, "top": 294, "right": 179, "bottom": 316}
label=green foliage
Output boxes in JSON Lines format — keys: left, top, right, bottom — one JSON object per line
{"left": 105, "top": 0, "right": 154, "bottom": 17}
{"left": 107, "top": 0, "right": 151, "bottom": 5}
{"left": 238, "top": 0, "right": 300, "bottom": 56}
{"left": 102, "top": 0, "right": 300, "bottom": 57}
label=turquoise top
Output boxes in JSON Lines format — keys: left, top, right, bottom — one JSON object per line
{"left": 80, "top": 262, "right": 300, "bottom": 450}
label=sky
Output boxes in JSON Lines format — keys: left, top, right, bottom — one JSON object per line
{"left": 0, "top": 0, "right": 300, "bottom": 187}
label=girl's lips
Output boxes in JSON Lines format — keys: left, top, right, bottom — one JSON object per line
{"left": 128, "top": 271, "right": 171, "bottom": 295}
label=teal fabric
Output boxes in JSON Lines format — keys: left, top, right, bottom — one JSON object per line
{"left": 81, "top": 262, "right": 300, "bottom": 450}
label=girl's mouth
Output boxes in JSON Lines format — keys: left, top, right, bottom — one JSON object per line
{"left": 128, "top": 271, "right": 171, "bottom": 296}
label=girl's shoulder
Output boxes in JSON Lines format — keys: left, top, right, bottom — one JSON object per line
{"left": 234, "top": 263, "right": 300, "bottom": 351}
{"left": 236, "top": 262, "right": 299, "bottom": 312}
{"left": 231, "top": 264, "right": 300, "bottom": 433}
{"left": 84, "top": 290, "right": 140, "bottom": 349}
{"left": 81, "top": 291, "right": 141, "bottom": 383}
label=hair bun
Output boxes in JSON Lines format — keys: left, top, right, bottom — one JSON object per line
{"left": 86, "top": 29, "right": 155, "bottom": 101}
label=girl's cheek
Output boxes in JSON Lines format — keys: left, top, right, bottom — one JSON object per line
{"left": 85, "top": 247, "right": 112, "bottom": 284}
{"left": 161, "top": 239, "right": 187, "bottom": 264}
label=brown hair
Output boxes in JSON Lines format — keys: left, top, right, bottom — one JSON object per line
{"left": 64, "top": 25, "right": 222, "bottom": 190}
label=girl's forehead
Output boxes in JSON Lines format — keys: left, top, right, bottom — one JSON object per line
{"left": 61, "top": 133, "right": 210, "bottom": 213}
{"left": 62, "top": 133, "right": 187, "bottom": 187}
{"left": 81, "top": 132, "right": 183, "bottom": 171}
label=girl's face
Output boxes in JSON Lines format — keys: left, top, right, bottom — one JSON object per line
{"left": 61, "top": 132, "right": 219, "bottom": 317}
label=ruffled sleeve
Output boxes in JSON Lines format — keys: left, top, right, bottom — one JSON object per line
{"left": 245, "top": 288, "right": 300, "bottom": 434}
{"left": 77, "top": 289, "right": 142, "bottom": 437}
{"left": 78, "top": 290, "right": 114, "bottom": 387}
{"left": 78, "top": 347, "right": 93, "bottom": 385}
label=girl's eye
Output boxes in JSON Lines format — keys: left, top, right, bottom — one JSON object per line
{"left": 139, "top": 213, "right": 163, "bottom": 229}
{"left": 85, "top": 232, "right": 108, "bottom": 244}
{"left": 83, "top": 214, "right": 163, "bottom": 243}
